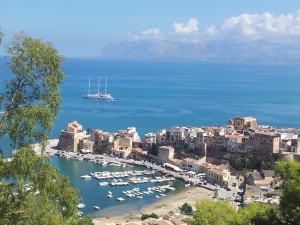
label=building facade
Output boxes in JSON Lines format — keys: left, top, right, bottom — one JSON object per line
{"left": 58, "top": 121, "right": 87, "bottom": 152}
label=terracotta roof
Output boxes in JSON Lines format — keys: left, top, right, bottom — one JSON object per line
{"left": 226, "top": 135, "right": 242, "bottom": 139}
{"left": 200, "top": 163, "right": 209, "bottom": 167}
{"left": 132, "top": 147, "right": 143, "bottom": 153}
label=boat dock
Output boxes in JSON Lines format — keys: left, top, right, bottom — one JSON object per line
{"left": 35, "top": 140, "right": 226, "bottom": 190}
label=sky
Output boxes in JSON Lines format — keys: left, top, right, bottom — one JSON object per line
{"left": 1, "top": 0, "right": 300, "bottom": 57}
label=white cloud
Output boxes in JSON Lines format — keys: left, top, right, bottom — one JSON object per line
{"left": 222, "top": 9, "right": 300, "bottom": 40}
{"left": 142, "top": 28, "right": 161, "bottom": 36}
{"left": 128, "top": 28, "right": 164, "bottom": 40}
{"left": 173, "top": 18, "right": 199, "bottom": 34}
{"left": 206, "top": 26, "right": 217, "bottom": 35}
{"left": 127, "top": 9, "right": 300, "bottom": 44}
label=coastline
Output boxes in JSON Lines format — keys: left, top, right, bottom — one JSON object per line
{"left": 38, "top": 139, "right": 212, "bottom": 224}
{"left": 93, "top": 186, "right": 211, "bottom": 225}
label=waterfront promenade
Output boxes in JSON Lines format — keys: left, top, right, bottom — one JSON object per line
{"left": 37, "top": 139, "right": 240, "bottom": 200}
{"left": 32, "top": 139, "right": 242, "bottom": 224}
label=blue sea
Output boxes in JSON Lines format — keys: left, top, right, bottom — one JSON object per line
{"left": 54, "top": 59, "right": 300, "bottom": 138}
{"left": 2, "top": 59, "right": 300, "bottom": 217}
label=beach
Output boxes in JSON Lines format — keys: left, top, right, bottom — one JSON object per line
{"left": 93, "top": 186, "right": 211, "bottom": 225}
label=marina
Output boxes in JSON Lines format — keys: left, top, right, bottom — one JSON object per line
{"left": 50, "top": 154, "right": 185, "bottom": 218}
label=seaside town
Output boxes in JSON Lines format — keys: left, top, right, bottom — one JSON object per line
{"left": 38, "top": 116, "right": 300, "bottom": 224}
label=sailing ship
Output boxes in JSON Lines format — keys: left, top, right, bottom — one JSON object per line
{"left": 83, "top": 77, "right": 114, "bottom": 100}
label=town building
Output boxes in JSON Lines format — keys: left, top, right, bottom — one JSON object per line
{"left": 157, "top": 146, "right": 174, "bottom": 163}
{"left": 156, "top": 129, "right": 167, "bottom": 145}
{"left": 118, "top": 127, "right": 141, "bottom": 142}
{"left": 111, "top": 137, "right": 132, "bottom": 158}
{"left": 290, "top": 138, "right": 300, "bottom": 153}
{"left": 228, "top": 116, "right": 258, "bottom": 131}
{"left": 58, "top": 121, "right": 87, "bottom": 152}
{"left": 250, "top": 132, "right": 280, "bottom": 155}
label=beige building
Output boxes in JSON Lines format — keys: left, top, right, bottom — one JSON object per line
{"left": 290, "top": 138, "right": 300, "bottom": 153}
{"left": 181, "top": 158, "right": 200, "bottom": 172}
{"left": 206, "top": 167, "right": 244, "bottom": 188}
{"left": 58, "top": 121, "right": 87, "bottom": 152}
{"left": 156, "top": 129, "right": 167, "bottom": 144}
{"left": 229, "top": 116, "right": 258, "bottom": 130}
{"left": 118, "top": 127, "right": 141, "bottom": 142}
{"left": 157, "top": 146, "right": 174, "bottom": 163}
{"left": 250, "top": 132, "right": 280, "bottom": 154}
{"left": 111, "top": 137, "right": 132, "bottom": 158}
{"left": 78, "top": 138, "right": 94, "bottom": 153}
{"left": 93, "top": 129, "right": 115, "bottom": 143}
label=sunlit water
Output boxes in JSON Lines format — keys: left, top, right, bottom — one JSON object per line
{"left": 2, "top": 59, "right": 300, "bottom": 217}
{"left": 51, "top": 156, "right": 185, "bottom": 217}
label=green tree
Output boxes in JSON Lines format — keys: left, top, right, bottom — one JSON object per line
{"left": 179, "top": 202, "right": 193, "bottom": 215}
{"left": 275, "top": 160, "right": 300, "bottom": 224}
{"left": 237, "top": 202, "right": 282, "bottom": 225}
{"left": 213, "top": 189, "right": 219, "bottom": 198}
{"left": 0, "top": 32, "right": 93, "bottom": 224}
{"left": 189, "top": 200, "right": 282, "bottom": 225}
{"left": 232, "top": 155, "right": 243, "bottom": 170}
{"left": 189, "top": 200, "right": 236, "bottom": 225}
{"left": 141, "top": 213, "right": 159, "bottom": 220}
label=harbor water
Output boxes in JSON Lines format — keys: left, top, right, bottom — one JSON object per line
{"left": 51, "top": 156, "right": 185, "bottom": 217}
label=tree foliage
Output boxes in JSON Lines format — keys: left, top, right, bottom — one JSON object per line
{"left": 189, "top": 200, "right": 282, "bottom": 225}
{"left": 0, "top": 32, "right": 93, "bottom": 224}
{"left": 189, "top": 200, "right": 236, "bottom": 225}
{"left": 141, "top": 213, "right": 159, "bottom": 220}
{"left": 275, "top": 160, "right": 300, "bottom": 224}
{"left": 179, "top": 202, "right": 193, "bottom": 215}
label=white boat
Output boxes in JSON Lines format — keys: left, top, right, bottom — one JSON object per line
{"left": 107, "top": 194, "right": 113, "bottom": 198}
{"left": 77, "top": 203, "right": 86, "bottom": 209}
{"left": 80, "top": 175, "right": 92, "bottom": 179}
{"left": 93, "top": 206, "right": 100, "bottom": 210}
{"left": 117, "top": 197, "right": 125, "bottom": 201}
{"left": 108, "top": 191, "right": 112, "bottom": 195}
{"left": 155, "top": 195, "right": 160, "bottom": 198}
{"left": 83, "top": 77, "right": 115, "bottom": 100}
{"left": 137, "top": 196, "right": 143, "bottom": 199}
{"left": 99, "top": 182, "right": 109, "bottom": 186}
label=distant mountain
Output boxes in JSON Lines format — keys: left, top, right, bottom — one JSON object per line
{"left": 98, "top": 40, "right": 300, "bottom": 63}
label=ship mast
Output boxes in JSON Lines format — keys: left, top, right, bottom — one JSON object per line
{"left": 105, "top": 77, "right": 107, "bottom": 94}
{"left": 98, "top": 76, "right": 100, "bottom": 94}
{"left": 88, "top": 77, "right": 91, "bottom": 95}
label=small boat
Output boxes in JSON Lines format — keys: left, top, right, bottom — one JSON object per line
{"left": 99, "top": 182, "right": 109, "bottom": 186}
{"left": 107, "top": 194, "right": 113, "bottom": 198}
{"left": 155, "top": 195, "right": 160, "bottom": 199}
{"left": 108, "top": 191, "right": 112, "bottom": 195}
{"left": 80, "top": 175, "right": 92, "bottom": 179}
{"left": 77, "top": 203, "right": 86, "bottom": 209}
{"left": 93, "top": 206, "right": 100, "bottom": 210}
{"left": 137, "top": 196, "right": 143, "bottom": 199}
{"left": 117, "top": 197, "right": 125, "bottom": 201}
